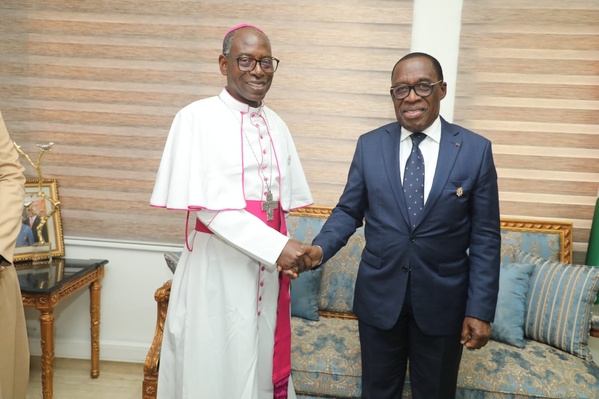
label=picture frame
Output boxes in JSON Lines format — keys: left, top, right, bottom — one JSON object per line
{"left": 14, "top": 178, "right": 65, "bottom": 262}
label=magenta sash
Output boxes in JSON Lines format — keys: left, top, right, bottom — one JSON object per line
{"left": 195, "top": 200, "right": 291, "bottom": 398}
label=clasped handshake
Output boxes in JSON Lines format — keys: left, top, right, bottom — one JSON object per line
{"left": 276, "top": 238, "right": 323, "bottom": 279}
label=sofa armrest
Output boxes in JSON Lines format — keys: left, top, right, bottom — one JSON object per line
{"left": 143, "top": 280, "right": 172, "bottom": 399}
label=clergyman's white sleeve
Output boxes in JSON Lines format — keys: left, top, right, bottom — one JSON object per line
{"left": 196, "top": 209, "right": 289, "bottom": 273}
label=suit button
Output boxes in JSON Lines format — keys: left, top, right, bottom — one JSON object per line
{"left": 402, "top": 266, "right": 410, "bottom": 272}
{"left": 410, "top": 236, "right": 416, "bottom": 242}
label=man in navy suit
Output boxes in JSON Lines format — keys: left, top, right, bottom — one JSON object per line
{"left": 304, "top": 52, "right": 501, "bottom": 398}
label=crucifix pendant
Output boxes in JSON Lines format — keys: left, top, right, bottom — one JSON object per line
{"left": 261, "top": 190, "right": 278, "bottom": 221}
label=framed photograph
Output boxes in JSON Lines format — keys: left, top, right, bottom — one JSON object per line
{"left": 14, "top": 178, "right": 65, "bottom": 262}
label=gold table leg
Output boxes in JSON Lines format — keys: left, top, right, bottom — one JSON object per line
{"left": 90, "top": 279, "right": 102, "bottom": 378}
{"left": 39, "top": 310, "right": 55, "bottom": 399}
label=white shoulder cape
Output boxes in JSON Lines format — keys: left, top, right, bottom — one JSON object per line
{"left": 150, "top": 93, "right": 312, "bottom": 212}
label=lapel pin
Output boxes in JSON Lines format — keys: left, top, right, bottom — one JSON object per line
{"left": 456, "top": 187, "right": 463, "bottom": 197}
{"left": 455, "top": 142, "right": 461, "bottom": 147}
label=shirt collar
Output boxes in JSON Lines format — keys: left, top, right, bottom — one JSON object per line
{"left": 400, "top": 116, "right": 442, "bottom": 144}
{"left": 219, "top": 88, "right": 264, "bottom": 114}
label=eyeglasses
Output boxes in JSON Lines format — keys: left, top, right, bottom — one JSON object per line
{"left": 390, "top": 80, "right": 443, "bottom": 100}
{"left": 235, "top": 56, "right": 279, "bottom": 73}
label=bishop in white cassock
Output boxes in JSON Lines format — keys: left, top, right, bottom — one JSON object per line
{"left": 150, "top": 24, "right": 312, "bottom": 399}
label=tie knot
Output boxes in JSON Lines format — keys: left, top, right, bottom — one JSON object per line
{"left": 410, "top": 132, "right": 426, "bottom": 147}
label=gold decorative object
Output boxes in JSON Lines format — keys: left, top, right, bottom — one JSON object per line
{"left": 13, "top": 142, "right": 60, "bottom": 247}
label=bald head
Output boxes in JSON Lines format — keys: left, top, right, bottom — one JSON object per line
{"left": 391, "top": 52, "right": 444, "bottom": 82}
{"left": 223, "top": 24, "right": 267, "bottom": 56}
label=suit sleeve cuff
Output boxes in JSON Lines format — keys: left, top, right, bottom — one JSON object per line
{"left": 314, "top": 245, "right": 324, "bottom": 267}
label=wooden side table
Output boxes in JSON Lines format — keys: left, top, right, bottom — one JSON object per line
{"left": 16, "top": 258, "right": 108, "bottom": 399}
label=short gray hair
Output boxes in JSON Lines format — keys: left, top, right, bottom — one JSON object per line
{"left": 222, "top": 31, "right": 235, "bottom": 56}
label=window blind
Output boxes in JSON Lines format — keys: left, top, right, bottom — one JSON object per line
{"left": 0, "top": 0, "right": 412, "bottom": 243}
{"left": 455, "top": 0, "right": 599, "bottom": 263}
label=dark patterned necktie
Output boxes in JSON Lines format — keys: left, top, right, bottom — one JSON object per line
{"left": 403, "top": 133, "right": 426, "bottom": 228}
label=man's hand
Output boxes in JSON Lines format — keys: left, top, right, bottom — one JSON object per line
{"left": 302, "top": 245, "right": 323, "bottom": 270}
{"left": 461, "top": 316, "right": 492, "bottom": 349}
{"left": 276, "top": 239, "right": 306, "bottom": 279}
{"left": 276, "top": 241, "right": 323, "bottom": 279}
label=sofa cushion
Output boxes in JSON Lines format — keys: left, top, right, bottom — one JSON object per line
{"left": 164, "top": 251, "right": 181, "bottom": 274}
{"left": 491, "top": 262, "right": 535, "bottom": 348}
{"left": 287, "top": 211, "right": 365, "bottom": 314}
{"left": 515, "top": 250, "right": 599, "bottom": 361}
{"left": 287, "top": 213, "right": 328, "bottom": 320}
{"left": 457, "top": 339, "right": 599, "bottom": 398}
{"left": 500, "top": 228, "right": 563, "bottom": 264}
{"left": 291, "top": 316, "right": 361, "bottom": 398}
{"left": 318, "top": 228, "right": 365, "bottom": 313}
{"left": 291, "top": 267, "right": 324, "bottom": 321}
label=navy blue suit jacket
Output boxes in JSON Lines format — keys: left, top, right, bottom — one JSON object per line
{"left": 313, "top": 118, "right": 501, "bottom": 335}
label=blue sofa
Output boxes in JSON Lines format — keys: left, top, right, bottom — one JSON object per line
{"left": 286, "top": 206, "right": 599, "bottom": 399}
{"left": 143, "top": 206, "right": 599, "bottom": 399}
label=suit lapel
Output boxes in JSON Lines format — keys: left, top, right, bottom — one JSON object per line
{"left": 381, "top": 123, "right": 410, "bottom": 226}
{"left": 418, "top": 118, "right": 462, "bottom": 224}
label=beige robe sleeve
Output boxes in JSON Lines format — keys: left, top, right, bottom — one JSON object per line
{"left": 0, "top": 112, "right": 25, "bottom": 266}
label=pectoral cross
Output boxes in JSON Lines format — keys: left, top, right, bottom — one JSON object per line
{"left": 261, "top": 190, "right": 278, "bottom": 221}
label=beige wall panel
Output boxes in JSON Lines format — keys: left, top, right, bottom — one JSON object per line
{"left": 499, "top": 202, "right": 590, "bottom": 220}
{"left": 499, "top": 179, "right": 598, "bottom": 197}
{"left": 455, "top": 106, "right": 597, "bottom": 125}
{"left": 479, "top": 131, "right": 598, "bottom": 149}
{"left": 493, "top": 155, "right": 598, "bottom": 173}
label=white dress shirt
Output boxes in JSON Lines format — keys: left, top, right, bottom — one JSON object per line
{"left": 399, "top": 116, "right": 442, "bottom": 205}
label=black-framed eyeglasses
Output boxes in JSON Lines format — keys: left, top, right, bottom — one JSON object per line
{"left": 235, "top": 56, "right": 280, "bottom": 73}
{"left": 390, "top": 80, "right": 443, "bottom": 100}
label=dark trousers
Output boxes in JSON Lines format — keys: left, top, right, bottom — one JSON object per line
{"left": 359, "top": 280, "right": 463, "bottom": 399}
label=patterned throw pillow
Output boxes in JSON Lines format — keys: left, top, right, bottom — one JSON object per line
{"left": 291, "top": 266, "right": 324, "bottom": 321}
{"left": 491, "top": 262, "right": 535, "bottom": 348}
{"left": 515, "top": 250, "right": 599, "bottom": 361}
{"left": 287, "top": 215, "right": 328, "bottom": 321}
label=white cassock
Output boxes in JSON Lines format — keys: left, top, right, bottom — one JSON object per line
{"left": 151, "top": 89, "right": 313, "bottom": 399}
